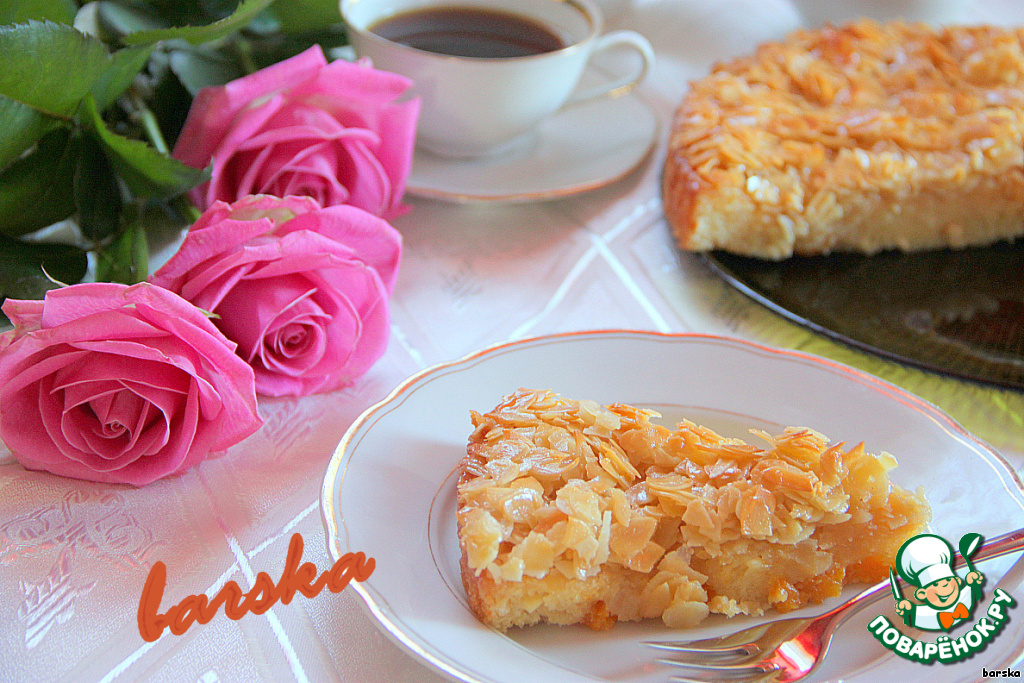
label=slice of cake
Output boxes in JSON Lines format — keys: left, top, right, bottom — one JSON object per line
{"left": 663, "top": 20, "right": 1024, "bottom": 259}
{"left": 457, "top": 388, "right": 931, "bottom": 631}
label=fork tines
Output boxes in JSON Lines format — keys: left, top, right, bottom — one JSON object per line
{"left": 658, "top": 658, "right": 781, "bottom": 683}
{"left": 644, "top": 640, "right": 762, "bottom": 660}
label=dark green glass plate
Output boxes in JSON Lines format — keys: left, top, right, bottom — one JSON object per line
{"left": 701, "top": 241, "right": 1024, "bottom": 391}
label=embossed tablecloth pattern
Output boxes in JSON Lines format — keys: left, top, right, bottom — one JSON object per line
{"left": 3, "top": 1, "right": 1024, "bottom": 682}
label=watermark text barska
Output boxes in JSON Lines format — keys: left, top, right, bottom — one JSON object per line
{"left": 138, "top": 533, "right": 374, "bottom": 641}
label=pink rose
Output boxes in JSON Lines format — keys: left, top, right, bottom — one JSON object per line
{"left": 150, "top": 195, "right": 401, "bottom": 397}
{"left": 0, "top": 283, "right": 262, "bottom": 486}
{"left": 173, "top": 45, "right": 420, "bottom": 220}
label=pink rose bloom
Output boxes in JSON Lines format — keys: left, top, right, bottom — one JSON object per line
{"left": 173, "top": 45, "right": 419, "bottom": 220}
{"left": 0, "top": 283, "right": 262, "bottom": 486}
{"left": 150, "top": 195, "right": 401, "bottom": 397}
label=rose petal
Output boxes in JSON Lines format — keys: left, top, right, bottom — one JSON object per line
{"left": 293, "top": 56, "right": 414, "bottom": 109}
{"left": 71, "top": 389, "right": 148, "bottom": 460}
{"left": 275, "top": 148, "right": 349, "bottom": 206}
{"left": 151, "top": 217, "right": 276, "bottom": 294}
{"left": 334, "top": 138, "right": 392, "bottom": 217}
{"left": 110, "top": 380, "right": 202, "bottom": 485}
{"left": 252, "top": 286, "right": 334, "bottom": 379}
{"left": 2, "top": 298, "right": 45, "bottom": 335}
{"left": 58, "top": 379, "right": 122, "bottom": 454}
{"left": 241, "top": 106, "right": 380, "bottom": 149}
{"left": 283, "top": 206, "right": 402, "bottom": 292}
{"left": 246, "top": 252, "right": 391, "bottom": 395}
{"left": 372, "top": 98, "right": 421, "bottom": 218}
{"left": 188, "top": 195, "right": 320, "bottom": 232}
{"left": 173, "top": 46, "right": 329, "bottom": 173}
{"left": 236, "top": 139, "right": 342, "bottom": 203}
{"left": 201, "top": 94, "right": 288, "bottom": 206}
{"left": 216, "top": 274, "right": 323, "bottom": 360}
{"left": 189, "top": 200, "right": 235, "bottom": 231}
{"left": 314, "top": 269, "right": 391, "bottom": 388}
{"left": 226, "top": 194, "right": 322, "bottom": 223}
{"left": 266, "top": 314, "right": 329, "bottom": 370}
{"left": 38, "top": 375, "right": 105, "bottom": 467}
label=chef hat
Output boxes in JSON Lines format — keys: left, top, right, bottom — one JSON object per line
{"left": 896, "top": 534, "right": 956, "bottom": 588}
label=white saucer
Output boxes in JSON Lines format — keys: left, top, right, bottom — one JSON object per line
{"left": 405, "top": 85, "right": 660, "bottom": 203}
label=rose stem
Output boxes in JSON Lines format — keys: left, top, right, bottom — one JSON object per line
{"left": 128, "top": 89, "right": 203, "bottom": 225}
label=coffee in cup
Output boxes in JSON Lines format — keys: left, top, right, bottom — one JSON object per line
{"left": 369, "top": 7, "right": 567, "bottom": 58}
{"left": 340, "top": 0, "right": 654, "bottom": 158}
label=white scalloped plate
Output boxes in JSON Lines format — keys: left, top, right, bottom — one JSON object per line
{"left": 322, "top": 331, "right": 1024, "bottom": 683}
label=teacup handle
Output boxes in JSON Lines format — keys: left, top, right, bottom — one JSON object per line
{"left": 565, "top": 30, "right": 655, "bottom": 106}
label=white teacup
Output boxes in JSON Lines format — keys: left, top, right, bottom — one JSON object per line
{"left": 340, "top": 0, "right": 654, "bottom": 158}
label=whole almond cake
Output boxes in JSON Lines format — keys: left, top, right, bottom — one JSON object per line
{"left": 456, "top": 389, "right": 931, "bottom": 630}
{"left": 663, "top": 20, "right": 1024, "bottom": 259}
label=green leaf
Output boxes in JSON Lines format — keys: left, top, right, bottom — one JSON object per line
{"left": 0, "top": 0, "right": 78, "bottom": 25}
{"left": 90, "top": 44, "right": 155, "bottom": 111}
{"left": 268, "top": 0, "right": 343, "bottom": 33}
{"left": 80, "top": 95, "right": 209, "bottom": 199}
{"left": 0, "top": 128, "right": 77, "bottom": 237}
{"left": 99, "top": 0, "right": 226, "bottom": 31}
{"left": 167, "top": 43, "right": 244, "bottom": 95}
{"left": 0, "top": 93, "right": 62, "bottom": 170}
{"left": 0, "top": 234, "right": 88, "bottom": 319}
{"left": 0, "top": 23, "right": 155, "bottom": 142}
{"left": 93, "top": 204, "right": 148, "bottom": 284}
{"left": 74, "top": 132, "right": 123, "bottom": 243}
{"left": 254, "top": 29, "right": 348, "bottom": 71}
{"left": 95, "top": 0, "right": 168, "bottom": 38}
{"left": 0, "top": 21, "right": 113, "bottom": 118}
{"left": 122, "top": 0, "right": 276, "bottom": 45}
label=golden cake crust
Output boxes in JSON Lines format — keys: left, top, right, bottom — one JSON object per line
{"left": 456, "top": 389, "right": 931, "bottom": 631}
{"left": 663, "top": 20, "right": 1024, "bottom": 259}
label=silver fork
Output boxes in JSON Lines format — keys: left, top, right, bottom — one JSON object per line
{"left": 646, "top": 527, "right": 1024, "bottom": 683}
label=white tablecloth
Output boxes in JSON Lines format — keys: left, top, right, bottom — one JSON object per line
{"left": 3, "top": 1, "right": 1024, "bottom": 681}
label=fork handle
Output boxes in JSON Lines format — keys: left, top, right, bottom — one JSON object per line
{"left": 831, "top": 526, "right": 1024, "bottom": 627}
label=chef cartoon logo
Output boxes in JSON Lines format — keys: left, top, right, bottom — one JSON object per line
{"left": 891, "top": 533, "right": 983, "bottom": 631}
{"left": 867, "top": 531, "right": 1017, "bottom": 665}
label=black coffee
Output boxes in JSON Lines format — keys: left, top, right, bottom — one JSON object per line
{"left": 369, "top": 7, "right": 567, "bottom": 59}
